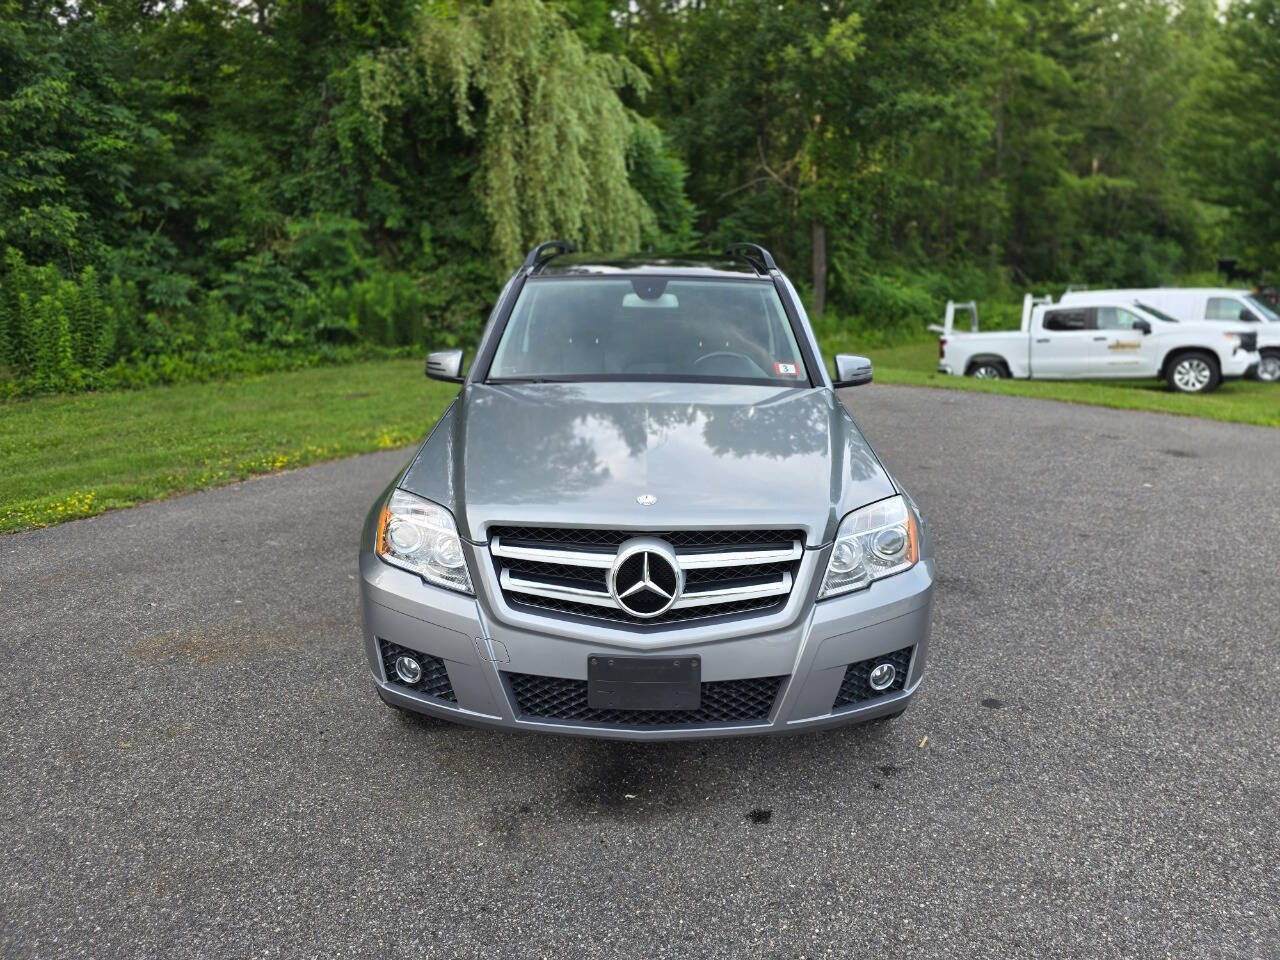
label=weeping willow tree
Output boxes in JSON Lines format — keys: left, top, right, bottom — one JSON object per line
{"left": 361, "top": 0, "right": 659, "bottom": 271}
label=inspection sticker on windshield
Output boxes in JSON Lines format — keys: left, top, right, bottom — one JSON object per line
{"left": 775, "top": 362, "right": 799, "bottom": 376}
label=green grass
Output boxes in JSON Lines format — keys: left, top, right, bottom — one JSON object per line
{"left": 0, "top": 360, "right": 456, "bottom": 534}
{"left": 854, "top": 339, "right": 1280, "bottom": 429}
{"left": 4, "top": 340, "right": 1277, "bottom": 535}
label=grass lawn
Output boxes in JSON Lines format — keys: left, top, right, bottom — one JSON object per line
{"left": 0, "top": 360, "right": 455, "bottom": 534}
{"left": 3, "top": 339, "right": 1277, "bottom": 535}
{"left": 858, "top": 339, "right": 1280, "bottom": 429}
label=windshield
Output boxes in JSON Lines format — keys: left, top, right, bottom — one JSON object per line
{"left": 1136, "top": 302, "right": 1178, "bottom": 324}
{"left": 1244, "top": 295, "right": 1280, "bottom": 323}
{"left": 488, "top": 278, "right": 809, "bottom": 385}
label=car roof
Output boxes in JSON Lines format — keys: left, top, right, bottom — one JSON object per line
{"left": 1062, "top": 287, "right": 1249, "bottom": 300}
{"left": 531, "top": 252, "right": 768, "bottom": 279}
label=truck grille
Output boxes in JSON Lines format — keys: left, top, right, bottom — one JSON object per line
{"left": 505, "top": 672, "right": 785, "bottom": 727}
{"left": 488, "top": 526, "right": 805, "bottom": 626}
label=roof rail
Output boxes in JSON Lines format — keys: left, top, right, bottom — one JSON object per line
{"left": 522, "top": 240, "right": 576, "bottom": 272}
{"left": 724, "top": 242, "right": 777, "bottom": 272}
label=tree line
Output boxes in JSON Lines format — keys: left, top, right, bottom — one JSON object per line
{"left": 1, "top": 0, "right": 1277, "bottom": 395}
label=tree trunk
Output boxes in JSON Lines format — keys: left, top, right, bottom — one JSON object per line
{"left": 811, "top": 220, "right": 827, "bottom": 319}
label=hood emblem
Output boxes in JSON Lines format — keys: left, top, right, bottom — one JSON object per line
{"left": 636, "top": 494, "right": 658, "bottom": 506}
{"left": 609, "top": 537, "right": 683, "bottom": 618}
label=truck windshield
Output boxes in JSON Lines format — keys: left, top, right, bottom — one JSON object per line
{"left": 1244, "top": 295, "right": 1280, "bottom": 323}
{"left": 488, "top": 278, "right": 809, "bottom": 385}
{"left": 1136, "top": 302, "right": 1179, "bottom": 323}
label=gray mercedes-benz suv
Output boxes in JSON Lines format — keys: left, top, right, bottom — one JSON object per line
{"left": 358, "top": 242, "right": 935, "bottom": 739}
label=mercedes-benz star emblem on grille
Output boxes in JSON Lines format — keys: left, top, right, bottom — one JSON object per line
{"left": 636, "top": 494, "right": 658, "bottom": 506}
{"left": 608, "top": 537, "right": 684, "bottom": 618}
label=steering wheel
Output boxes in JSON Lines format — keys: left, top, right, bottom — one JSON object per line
{"left": 692, "top": 351, "right": 756, "bottom": 371}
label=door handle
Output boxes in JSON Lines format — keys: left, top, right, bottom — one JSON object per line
{"left": 1092, "top": 336, "right": 1107, "bottom": 341}
{"left": 1035, "top": 338, "right": 1050, "bottom": 343}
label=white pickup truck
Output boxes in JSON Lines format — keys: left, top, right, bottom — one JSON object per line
{"left": 934, "top": 295, "right": 1260, "bottom": 394}
{"left": 1057, "top": 287, "right": 1280, "bottom": 383}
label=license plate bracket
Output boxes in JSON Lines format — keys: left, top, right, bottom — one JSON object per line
{"left": 587, "top": 655, "right": 701, "bottom": 711}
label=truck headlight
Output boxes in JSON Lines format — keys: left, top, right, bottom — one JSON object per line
{"left": 376, "top": 490, "right": 473, "bottom": 594}
{"left": 818, "top": 495, "right": 919, "bottom": 599}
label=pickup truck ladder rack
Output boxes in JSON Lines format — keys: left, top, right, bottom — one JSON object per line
{"left": 930, "top": 294, "right": 1054, "bottom": 336}
{"left": 929, "top": 301, "right": 978, "bottom": 336}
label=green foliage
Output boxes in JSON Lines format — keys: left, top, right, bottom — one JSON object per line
{"left": 386, "top": 0, "right": 660, "bottom": 269}
{"left": 1182, "top": 0, "right": 1280, "bottom": 277}
{"left": 0, "top": 244, "right": 421, "bottom": 396}
{"left": 0, "top": 0, "right": 1276, "bottom": 399}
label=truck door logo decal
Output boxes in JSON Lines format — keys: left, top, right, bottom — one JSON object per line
{"left": 1108, "top": 340, "right": 1141, "bottom": 351}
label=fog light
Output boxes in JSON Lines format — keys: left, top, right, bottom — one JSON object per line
{"left": 394, "top": 655, "right": 423, "bottom": 685}
{"left": 869, "top": 662, "right": 896, "bottom": 691}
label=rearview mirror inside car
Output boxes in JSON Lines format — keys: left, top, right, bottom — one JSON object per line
{"left": 833, "top": 354, "right": 873, "bottom": 387}
{"left": 426, "top": 349, "right": 465, "bottom": 383}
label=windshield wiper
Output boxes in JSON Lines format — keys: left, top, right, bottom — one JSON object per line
{"left": 486, "top": 376, "right": 572, "bottom": 384}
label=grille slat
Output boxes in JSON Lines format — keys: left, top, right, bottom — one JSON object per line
{"left": 489, "top": 526, "right": 804, "bottom": 626}
{"left": 490, "top": 527, "right": 804, "bottom": 550}
{"left": 378, "top": 639, "right": 457, "bottom": 702}
{"left": 833, "top": 645, "right": 913, "bottom": 709}
{"left": 507, "top": 672, "right": 784, "bottom": 726}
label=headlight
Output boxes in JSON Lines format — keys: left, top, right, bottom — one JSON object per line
{"left": 375, "top": 490, "right": 473, "bottom": 594}
{"left": 818, "top": 495, "right": 919, "bottom": 599}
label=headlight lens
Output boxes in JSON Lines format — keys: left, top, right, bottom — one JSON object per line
{"left": 818, "top": 495, "right": 919, "bottom": 599}
{"left": 375, "top": 490, "right": 473, "bottom": 594}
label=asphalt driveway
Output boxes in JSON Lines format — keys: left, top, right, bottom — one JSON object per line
{"left": 2, "top": 385, "right": 1277, "bottom": 958}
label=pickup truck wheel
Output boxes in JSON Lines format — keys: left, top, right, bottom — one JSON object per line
{"left": 1257, "top": 352, "right": 1280, "bottom": 383}
{"left": 969, "top": 361, "right": 1005, "bottom": 379}
{"left": 1168, "top": 352, "right": 1219, "bottom": 394}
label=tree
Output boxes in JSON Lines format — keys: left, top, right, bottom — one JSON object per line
{"left": 1183, "top": 0, "right": 1280, "bottom": 274}
{"left": 363, "top": 0, "right": 664, "bottom": 271}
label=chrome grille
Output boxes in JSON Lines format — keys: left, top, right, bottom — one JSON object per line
{"left": 489, "top": 527, "right": 805, "bottom": 626}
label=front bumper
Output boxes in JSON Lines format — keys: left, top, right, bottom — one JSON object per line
{"left": 358, "top": 539, "right": 935, "bottom": 741}
{"left": 1223, "top": 349, "right": 1260, "bottom": 379}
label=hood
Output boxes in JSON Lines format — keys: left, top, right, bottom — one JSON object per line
{"left": 399, "top": 381, "right": 896, "bottom": 546}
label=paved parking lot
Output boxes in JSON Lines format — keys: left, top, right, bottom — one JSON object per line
{"left": 2, "top": 385, "right": 1277, "bottom": 958}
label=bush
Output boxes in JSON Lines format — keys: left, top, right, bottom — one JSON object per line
{"left": 0, "top": 245, "right": 487, "bottom": 398}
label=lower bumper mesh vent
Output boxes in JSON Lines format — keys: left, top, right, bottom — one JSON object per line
{"left": 378, "top": 639, "right": 456, "bottom": 702}
{"left": 833, "top": 645, "right": 913, "bottom": 709}
{"left": 506, "top": 672, "right": 784, "bottom": 727}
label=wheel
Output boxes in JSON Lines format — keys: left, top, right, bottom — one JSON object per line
{"left": 1167, "top": 351, "right": 1220, "bottom": 393}
{"left": 1256, "top": 352, "right": 1280, "bottom": 383}
{"left": 969, "top": 360, "right": 1005, "bottom": 380}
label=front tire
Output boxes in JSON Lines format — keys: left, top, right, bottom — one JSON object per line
{"left": 1256, "top": 351, "right": 1280, "bottom": 383}
{"left": 1167, "top": 352, "right": 1220, "bottom": 394}
{"left": 969, "top": 360, "right": 1005, "bottom": 380}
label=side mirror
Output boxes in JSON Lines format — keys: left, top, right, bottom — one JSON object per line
{"left": 426, "top": 349, "right": 465, "bottom": 383}
{"left": 833, "top": 354, "right": 873, "bottom": 387}
{"left": 1134, "top": 319, "right": 1152, "bottom": 335}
